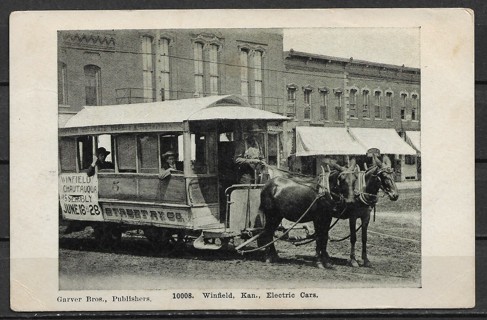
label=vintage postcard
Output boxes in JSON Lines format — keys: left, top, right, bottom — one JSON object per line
{"left": 10, "top": 9, "right": 474, "bottom": 311}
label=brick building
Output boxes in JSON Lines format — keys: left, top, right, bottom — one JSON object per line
{"left": 283, "top": 50, "right": 421, "bottom": 181}
{"left": 58, "top": 30, "right": 421, "bottom": 181}
{"left": 58, "top": 29, "right": 286, "bottom": 125}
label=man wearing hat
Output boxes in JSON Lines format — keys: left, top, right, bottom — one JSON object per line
{"left": 161, "top": 150, "right": 180, "bottom": 171}
{"left": 159, "top": 150, "right": 182, "bottom": 179}
{"left": 234, "top": 131, "right": 265, "bottom": 184}
{"left": 87, "top": 147, "right": 114, "bottom": 177}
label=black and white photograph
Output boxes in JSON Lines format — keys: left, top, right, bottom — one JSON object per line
{"left": 10, "top": 9, "right": 474, "bottom": 311}
{"left": 58, "top": 27, "right": 421, "bottom": 290}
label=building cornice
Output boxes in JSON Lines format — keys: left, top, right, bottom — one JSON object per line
{"left": 61, "top": 32, "right": 116, "bottom": 51}
{"left": 285, "top": 49, "right": 420, "bottom": 75}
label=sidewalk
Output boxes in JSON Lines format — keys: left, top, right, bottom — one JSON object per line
{"left": 396, "top": 180, "right": 421, "bottom": 190}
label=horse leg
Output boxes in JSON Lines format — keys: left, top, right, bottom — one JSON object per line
{"left": 314, "top": 215, "right": 334, "bottom": 269}
{"left": 348, "top": 217, "right": 359, "bottom": 267}
{"left": 361, "top": 214, "right": 371, "bottom": 267}
{"left": 258, "top": 215, "right": 281, "bottom": 263}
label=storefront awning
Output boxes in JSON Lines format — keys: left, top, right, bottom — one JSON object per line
{"left": 405, "top": 131, "right": 421, "bottom": 153}
{"left": 349, "top": 128, "right": 417, "bottom": 155}
{"left": 296, "top": 127, "right": 367, "bottom": 156}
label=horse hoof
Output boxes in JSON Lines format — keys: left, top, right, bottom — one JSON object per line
{"left": 363, "top": 260, "right": 372, "bottom": 268}
{"left": 265, "top": 256, "right": 278, "bottom": 264}
{"left": 348, "top": 259, "right": 359, "bottom": 268}
{"left": 324, "top": 262, "right": 335, "bottom": 270}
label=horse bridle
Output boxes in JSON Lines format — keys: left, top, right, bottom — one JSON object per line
{"left": 356, "top": 167, "right": 395, "bottom": 204}
{"left": 375, "top": 167, "right": 397, "bottom": 198}
{"left": 330, "top": 170, "right": 358, "bottom": 205}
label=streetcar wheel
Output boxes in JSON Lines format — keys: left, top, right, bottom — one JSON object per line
{"left": 144, "top": 228, "right": 178, "bottom": 252}
{"left": 93, "top": 225, "right": 122, "bottom": 250}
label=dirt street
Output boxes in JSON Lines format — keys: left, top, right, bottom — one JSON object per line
{"left": 59, "top": 189, "right": 421, "bottom": 290}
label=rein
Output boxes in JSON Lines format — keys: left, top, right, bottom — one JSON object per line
{"left": 236, "top": 191, "right": 330, "bottom": 254}
{"left": 237, "top": 165, "right": 357, "bottom": 252}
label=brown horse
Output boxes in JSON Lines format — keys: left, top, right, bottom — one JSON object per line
{"left": 259, "top": 159, "right": 359, "bottom": 269}
{"left": 343, "top": 155, "right": 399, "bottom": 267}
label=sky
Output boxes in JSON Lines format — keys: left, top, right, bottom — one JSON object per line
{"left": 283, "top": 28, "right": 420, "bottom": 68}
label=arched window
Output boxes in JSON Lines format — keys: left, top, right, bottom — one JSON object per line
{"left": 240, "top": 48, "right": 250, "bottom": 101}
{"left": 349, "top": 87, "right": 358, "bottom": 118}
{"left": 319, "top": 88, "right": 329, "bottom": 121}
{"left": 334, "top": 89, "right": 343, "bottom": 121}
{"left": 303, "top": 85, "right": 313, "bottom": 120}
{"left": 400, "top": 92, "right": 409, "bottom": 120}
{"left": 286, "top": 84, "right": 298, "bottom": 116}
{"left": 362, "top": 89, "right": 370, "bottom": 119}
{"left": 374, "top": 90, "right": 382, "bottom": 119}
{"left": 193, "top": 41, "right": 204, "bottom": 96}
{"left": 58, "top": 62, "right": 68, "bottom": 105}
{"left": 141, "top": 35, "right": 155, "bottom": 102}
{"left": 84, "top": 65, "right": 101, "bottom": 106}
{"left": 385, "top": 90, "right": 394, "bottom": 119}
{"left": 209, "top": 43, "right": 220, "bottom": 96}
{"left": 411, "top": 93, "right": 419, "bottom": 121}
{"left": 158, "top": 37, "right": 171, "bottom": 101}
{"left": 253, "top": 50, "right": 264, "bottom": 109}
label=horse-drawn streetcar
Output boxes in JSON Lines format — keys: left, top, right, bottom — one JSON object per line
{"left": 59, "top": 94, "right": 401, "bottom": 269}
{"left": 59, "top": 95, "right": 288, "bottom": 250}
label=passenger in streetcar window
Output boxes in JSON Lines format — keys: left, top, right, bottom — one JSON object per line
{"left": 234, "top": 133, "right": 266, "bottom": 184}
{"left": 87, "top": 147, "right": 114, "bottom": 177}
{"left": 159, "top": 151, "right": 182, "bottom": 179}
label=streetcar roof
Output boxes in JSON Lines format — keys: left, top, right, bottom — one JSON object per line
{"left": 60, "top": 95, "right": 288, "bottom": 136}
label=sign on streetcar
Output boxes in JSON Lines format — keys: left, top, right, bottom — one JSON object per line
{"left": 59, "top": 173, "right": 103, "bottom": 221}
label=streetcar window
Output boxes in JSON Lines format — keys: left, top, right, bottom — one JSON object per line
{"left": 116, "top": 135, "right": 136, "bottom": 172}
{"left": 160, "top": 133, "right": 184, "bottom": 171}
{"left": 191, "top": 133, "right": 207, "bottom": 174}
{"left": 77, "top": 136, "right": 93, "bottom": 171}
{"left": 59, "top": 137, "right": 77, "bottom": 172}
{"left": 96, "top": 134, "right": 113, "bottom": 163}
{"left": 138, "top": 134, "right": 159, "bottom": 173}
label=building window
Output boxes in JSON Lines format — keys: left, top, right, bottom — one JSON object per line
{"left": 303, "top": 90, "right": 311, "bottom": 120}
{"left": 253, "top": 50, "right": 263, "bottom": 109}
{"left": 401, "top": 93, "right": 408, "bottom": 120}
{"left": 193, "top": 42, "right": 204, "bottom": 96}
{"left": 209, "top": 44, "right": 219, "bottom": 96}
{"left": 58, "top": 62, "right": 68, "bottom": 105}
{"left": 286, "top": 85, "right": 296, "bottom": 116}
{"left": 405, "top": 155, "right": 416, "bottom": 165}
{"left": 411, "top": 93, "right": 419, "bottom": 120}
{"left": 349, "top": 88, "right": 357, "bottom": 118}
{"left": 240, "top": 49, "right": 249, "bottom": 101}
{"left": 141, "top": 36, "right": 154, "bottom": 102}
{"left": 385, "top": 91, "right": 393, "bottom": 119}
{"left": 84, "top": 65, "right": 101, "bottom": 106}
{"left": 362, "top": 89, "right": 370, "bottom": 118}
{"left": 374, "top": 91, "right": 381, "bottom": 119}
{"left": 320, "top": 90, "right": 328, "bottom": 121}
{"left": 158, "top": 37, "right": 170, "bottom": 101}
{"left": 335, "top": 91, "right": 343, "bottom": 121}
